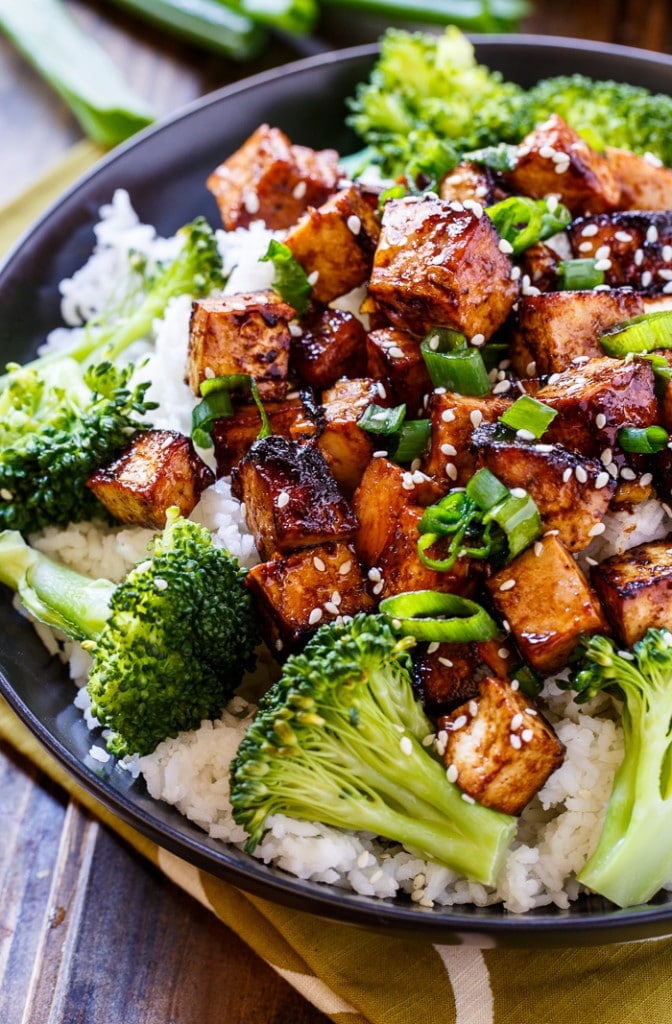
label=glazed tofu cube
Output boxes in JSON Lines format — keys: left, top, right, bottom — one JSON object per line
{"left": 438, "top": 161, "right": 502, "bottom": 206}
{"left": 87, "top": 429, "right": 214, "bottom": 529}
{"left": 486, "top": 534, "right": 609, "bottom": 674}
{"left": 591, "top": 539, "right": 672, "bottom": 647}
{"left": 472, "top": 422, "right": 616, "bottom": 551}
{"left": 377, "top": 505, "right": 480, "bottom": 599}
{"left": 439, "top": 676, "right": 566, "bottom": 815}
{"left": 187, "top": 292, "right": 294, "bottom": 400}
{"left": 231, "top": 436, "right": 357, "bottom": 559}
{"left": 568, "top": 211, "right": 672, "bottom": 293}
{"left": 504, "top": 114, "right": 621, "bottom": 216}
{"left": 245, "top": 541, "right": 375, "bottom": 655}
{"left": 368, "top": 196, "right": 519, "bottom": 340}
{"left": 365, "top": 327, "right": 432, "bottom": 416}
{"left": 536, "top": 355, "right": 658, "bottom": 460}
{"left": 206, "top": 124, "right": 339, "bottom": 231}
{"left": 412, "top": 642, "right": 480, "bottom": 716}
{"left": 317, "top": 377, "right": 391, "bottom": 494}
{"left": 519, "top": 241, "right": 562, "bottom": 293}
{"left": 211, "top": 393, "right": 318, "bottom": 475}
{"left": 509, "top": 289, "right": 645, "bottom": 378}
{"left": 284, "top": 184, "right": 381, "bottom": 303}
{"left": 604, "top": 147, "right": 672, "bottom": 211}
{"left": 352, "top": 456, "right": 443, "bottom": 568}
{"left": 290, "top": 304, "right": 367, "bottom": 388}
{"left": 423, "top": 392, "right": 512, "bottom": 487}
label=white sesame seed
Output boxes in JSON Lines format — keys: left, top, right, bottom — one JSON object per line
{"left": 595, "top": 413, "right": 606, "bottom": 429}
{"left": 646, "top": 225, "right": 659, "bottom": 244}
{"left": 492, "top": 379, "right": 511, "bottom": 394}
{"left": 588, "top": 522, "right": 606, "bottom": 537}
{"left": 498, "top": 238, "right": 514, "bottom": 254}
{"left": 581, "top": 224, "right": 598, "bottom": 237}
{"left": 438, "top": 657, "right": 454, "bottom": 668}
{"left": 554, "top": 160, "right": 570, "bottom": 174}
{"left": 499, "top": 579, "right": 516, "bottom": 591}
{"left": 427, "top": 641, "right": 440, "bottom": 654}
{"left": 640, "top": 472, "right": 653, "bottom": 487}
{"left": 276, "top": 491, "right": 290, "bottom": 508}
{"left": 243, "top": 190, "right": 260, "bottom": 214}
{"left": 154, "top": 578, "right": 168, "bottom": 591}
{"left": 0, "top": 488, "right": 12, "bottom": 501}
{"left": 534, "top": 541, "right": 543, "bottom": 556}
{"left": 562, "top": 467, "right": 573, "bottom": 483}
{"left": 594, "top": 258, "right": 612, "bottom": 271}
{"left": 451, "top": 715, "right": 468, "bottom": 730}
{"left": 440, "top": 442, "right": 458, "bottom": 456}
{"left": 511, "top": 713, "right": 524, "bottom": 731}
{"left": 400, "top": 735, "right": 413, "bottom": 756}
{"left": 620, "top": 467, "right": 637, "bottom": 481}
{"left": 601, "top": 448, "right": 613, "bottom": 465}
{"left": 339, "top": 560, "right": 352, "bottom": 575}
{"left": 275, "top": 638, "right": 284, "bottom": 651}
{"left": 539, "top": 145, "right": 557, "bottom": 159}
{"left": 441, "top": 407, "right": 456, "bottom": 423}
{"left": 445, "top": 463, "right": 458, "bottom": 481}
{"left": 516, "top": 428, "right": 536, "bottom": 442}
{"left": 510, "top": 733, "right": 522, "bottom": 749}
{"left": 511, "top": 678, "right": 520, "bottom": 691}
{"left": 324, "top": 601, "right": 339, "bottom": 616}
{"left": 634, "top": 248, "right": 644, "bottom": 266}
{"left": 595, "top": 245, "right": 611, "bottom": 260}
{"left": 521, "top": 728, "right": 534, "bottom": 743}
{"left": 308, "top": 607, "right": 323, "bottom": 625}
{"left": 497, "top": 647, "right": 510, "bottom": 660}
{"left": 292, "top": 180, "right": 307, "bottom": 199}
{"left": 469, "top": 410, "right": 483, "bottom": 429}
{"left": 372, "top": 581, "right": 384, "bottom": 595}
{"left": 663, "top": 245, "right": 672, "bottom": 262}
{"left": 307, "top": 270, "right": 320, "bottom": 285}
{"left": 446, "top": 764, "right": 459, "bottom": 783}
{"left": 368, "top": 567, "right": 381, "bottom": 582}
{"left": 388, "top": 346, "right": 405, "bottom": 359}
{"left": 641, "top": 270, "right": 653, "bottom": 288}
{"left": 526, "top": 360, "right": 537, "bottom": 377}
{"left": 615, "top": 231, "right": 633, "bottom": 243}
{"left": 595, "top": 472, "right": 610, "bottom": 489}
{"left": 510, "top": 265, "right": 522, "bottom": 281}
{"left": 575, "top": 465, "right": 588, "bottom": 484}
{"left": 471, "top": 333, "right": 486, "bottom": 347}
{"left": 347, "top": 214, "right": 362, "bottom": 235}
{"left": 313, "top": 556, "right": 326, "bottom": 571}
{"left": 461, "top": 793, "right": 476, "bottom": 804}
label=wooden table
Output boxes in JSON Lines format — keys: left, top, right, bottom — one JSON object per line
{"left": 1, "top": 3, "right": 670, "bottom": 1021}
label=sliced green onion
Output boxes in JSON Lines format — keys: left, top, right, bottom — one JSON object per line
{"left": 499, "top": 395, "right": 558, "bottom": 439}
{"left": 556, "top": 258, "right": 605, "bottom": 291}
{"left": 486, "top": 196, "right": 571, "bottom": 254}
{"left": 107, "top": 0, "right": 267, "bottom": 60}
{"left": 393, "top": 419, "right": 431, "bottom": 464}
{"left": 465, "top": 468, "right": 509, "bottom": 510}
{"left": 618, "top": 425, "right": 669, "bottom": 454}
{"left": 260, "top": 239, "right": 312, "bottom": 315}
{"left": 191, "top": 373, "right": 270, "bottom": 447}
{"left": 319, "top": 0, "right": 529, "bottom": 31}
{"left": 379, "top": 590, "right": 500, "bottom": 644}
{"left": 486, "top": 491, "right": 541, "bottom": 560}
{"left": 600, "top": 310, "right": 672, "bottom": 356}
{"left": 358, "top": 403, "right": 406, "bottom": 435}
{"left": 420, "top": 329, "right": 490, "bottom": 396}
{"left": 417, "top": 492, "right": 493, "bottom": 571}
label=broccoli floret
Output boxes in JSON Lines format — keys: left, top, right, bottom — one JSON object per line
{"left": 230, "top": 613, "right": 516, "bottom": 886}
{"left": 0, "top": 508, "right": 258, "bottom": 757}
{"left": 567, "top": 628, "right": 672, "bottom": 907}
{"left": 0, "top": 217, "right": 223, "bottom": 533}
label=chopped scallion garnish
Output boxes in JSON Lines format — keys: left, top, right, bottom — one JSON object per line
{"left": 379, "top": 590, "right": 500, "bottom": 643}
{"left": 420, "top": 328, "right": 490, "bottom": 396}
{"left": 600, "top": 310, "right": 672, "bottom": 356}
{"left": 499, "top": 395, "right": 558, "bottom": 439}
{"left": 556, "top": 258, "right": 605, "bottom": 291}
{"left": 618, "top": 425, "right": 669, "bottom": 454}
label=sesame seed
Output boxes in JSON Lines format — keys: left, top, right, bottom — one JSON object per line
{"left": 372, "top": 581, "right": 384, "bottom": 595}
{"left": 562, "top": 467, "right": 573, "bottom": 483}
{"left": 471, "top": 333, "right": 486, "bottom": 347}
{"left": 663, "top": 245, "right": 672, "bottom": 262}
{"left": 594, "top": 258, "right": 612, "bottom": 271}
{"left": 368, "top": 567, "right": 381, "bottom": 582}
{"left": 499, "top": 579, "right": 516, "bottom": 591}
{"left": 372, "top": 450, "right": 388, "bottom": 458}
{"left": 534, "top": 541, "right": 543, "bottom": 556}
{"left": 438, "top": 657, "right": 454, "bottom": 668}
{"left": 275, "top": 638, "right": 284, "bottom": 651}
{"left": 451, "top": 715, "right": 468, "bottom": 730}
{"left": 539, "top": 145, "right": 557, "bottom": 159}
{"left": 461, "top": 793, "right": 476, "bottom": 804}
{"left": 516, "top": 428, "right": 536, "bottom": 442}
{"left": 470, "top": 410, "right": 483, "bottom": 428}
{"left": 276, "top": 491, "right": 290, "bottom": 508}
{"left": 498, "top": 238, "right": 514, "bottom": 254}
{"left": 521, "top": 728, "right": 534, "bottom": 743}
{"left": 510, "top": 733, "right": 522, "bottom": 749}
{"left": 400, "top": 735, "right": 413, "bottom": 756}
{"left": 308, "top": 607, "right": 323, "bottom": 625}
{"left": 427, "top": 641, "right": 440, "bottom": 654}
{"left": 526, "top": 360, "right": 537, "bottom": 377}
{"left": 446, "top": 764, "right": 459, "bottom": 783}
{"left": 601, "top": 448, "right": 613, "bottom": 466}
{"left": 554, "top": 160, "right": 570, "bottom": 174}
{"left": 647, "top": 225, "right": 659, "bottom": 244}
{"left": 292, "top": 180, "right": 307, "bottom": 199}
{"left": 620, "top": 466, "right": 637, "bottom": 481}
{"left": 575, "top": 465, "right": 588, "bottom": 484}
{"left": 347, "top": 214, "right": 362, "bottom": 235}
{"left": 154, "top": 578, "right": 168, "bottom": 591}
{"left": 324, "top": 601, "right": 339, "bottom": 616}
{"left": 441, "top": 442, "right": 458, "bottom": 456}
{"left": 339, "top": 560, "right": 352, "bottom": 575}
{"left": 595, "top": 472, "right": 610, "bottom": 489}
{"left": 492, "top": 379, "right": 512, "bottom": 394}
{"left": 243, "top": 190, "right": 260, "bottom": 214}
{"left": 469, "top": 700, "right": 478, "bottom": 716}
{"left": 634, "top": 248, "right": 644, "bottom": 266}
{"left": 0, "top": 488, "right": 12, "bottom": 501}
{"left": 307, "top": 270, "right": 320, "bottom": 285}
{"left": 595, "top": 245, "right": 611, "bottom": 260}
{"left": 498, "top": 647, "right": 510, "bottom": 659}
{"left": 640, "top": 472, "right": 653, "bottom": 487}
{"left": 588, "top": 522, "right": 606, "bottom": 537}
{"left": 615, "top": 231, "right": 633, "bottom": 243}
{"left": 388, "top": 346, "right": 405, "bottom": 359}
{"left": 313, "top": 556, "right": 326, "bottom": 571}
{"left": 511, "top": 713, "right": 523, "bottom": 731}
{"left": 641, "top": 270, "right": 653, "bottom": 288}
{"left": 511, "top": 678, "right": 520, "bottom": 691}
{"left": 444, "top": 462, "right": 458, "bottom": 481}
{"left": 595, "top": 413, "right": 606, "bottom": 428}
{"left": 581, "top": 224, "right": 598, "bottom": 237}
{"left": 510, "top": 265, "right": 522, "bottom": 281}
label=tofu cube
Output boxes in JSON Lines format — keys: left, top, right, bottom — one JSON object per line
{"left": 290, "top": 303, "right": 367, "bottom": 388}
{"left": 187, "top": 292, "right": 294, "bottom": 400}
{"left": 440, "top": 676, "right": 566, "bottom": 815}
{"left": 591, "top": 539, "right": 672, "bottom": 647}
{"left": 317, "top": 377, "right": 391, "bottom": 494}
{"left": 87, "top": 429, "right": 214, "bottom": 529}
{"left": 486, "top": 534, "right": 609, "bottom": 674}
{"left": 231, "top": 436, "right": 357, "bottom": 560}
{"left": 211, "top": 394, "right": 318, "bottom": 476}
{"left": 284, "top": 184, "right": 381, "bottom": 303}
{"left": 245, "top": 541, "right": 375, "bottom": 655}
{"left": 422, "top": 392, "right": 512, "bottom": 487}
{"left": 439, "top": 161, "right": 502, "bottom": 207}
{"left": 365, "top": 327, "right": 432, "bottom": 416}
{"left": 206, "top": 124, "right": 339, "bottom": 231}
{"left": 605, "top": 147, "right": 672, "bottom": 211}
{"left": 568, "top": 211, "right": 672, "bottom": 293}
{"left": 412, "top": 642, "right": 480, "bottom": 716}
{"left": 369, "top": 196, "right": 519, "bottom": 340}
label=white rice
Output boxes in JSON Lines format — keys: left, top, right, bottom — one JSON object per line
{"left": 23, "top": 189, "right": 666, "bottom": 913}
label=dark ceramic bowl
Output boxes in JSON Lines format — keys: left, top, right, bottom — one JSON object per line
{"left": 2, "top": 35, "right": 672, "bottom": 947}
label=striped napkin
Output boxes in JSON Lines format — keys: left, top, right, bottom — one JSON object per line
{"left": 2, "top": 146, "right": 672, "bottom": 1024}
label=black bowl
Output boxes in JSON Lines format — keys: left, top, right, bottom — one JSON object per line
{"left": 3, "top": 35, "right": 672, "bottom": 947}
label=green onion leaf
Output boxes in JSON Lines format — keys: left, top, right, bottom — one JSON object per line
{"left": 499, "top": 395, "right": 558, "bottom": 439}
{"left": 486, "top": 491, "right": 541, "bottom": 560}
{"left": 618, "top": 425, "right": 669, "bottom": 454}
{"left": 358, "top": 403, "right": 406, "bottom": 435}
{"left": 421, "top": 329, "right": 490, "bottom": 396}
{"left": 393, "top": 419, "right": 431, "bottom": 464}
{"left": 465, "top": 468, "right": 509, "bottom": 511}
{"left": 600, "top": 310, "right": 672, "bottom": 356}
{"left": 191, "top": 373, "right": 270, "bottom": 447}
{"left": 486, "top": 196, "right": 571, "bottom": 254}
{"left": 556, "top": 258, "right": 605, "bottom": 291}
{"left": 260, "top": 240, "right": 312, "bottom": 315}
{"left": 106, "top": 0, "right": 266, "bottom": 60}
{"left": 379, "top": 590, "right": 501, "bottom": 644}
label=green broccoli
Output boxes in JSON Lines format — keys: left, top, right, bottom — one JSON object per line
{"left": 230, "top": 613, "right": 516, "bottom": 886}
{"left": 0, "top": 508, "right": 258, "bottom": 757}
{"left": 567, "top": 628, "right": 672, "bottom": 907}
{"left": 0, "top": 217, "right": 223, "bottom": 533}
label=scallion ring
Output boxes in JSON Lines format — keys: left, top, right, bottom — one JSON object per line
{"left": 556, "top": 258, "right": 605, "bottom": 291}
{"left": 499, "top": 395, "right": 558, "bottom": 439}
{"left": 379, "top": 590, "right": 500, "bottom": 643}
{"left": 420, "top": 328, "right": 490, "bottom": 396}
{"left": 618, "top": 425, "right": 669, "bottom": 454}
{"left": 600, "top": 309, "right": 672, "bottom": 356}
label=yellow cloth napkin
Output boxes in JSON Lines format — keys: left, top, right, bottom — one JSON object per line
{"left": 3, "top": 145, "right": 672, "bottom": 1024}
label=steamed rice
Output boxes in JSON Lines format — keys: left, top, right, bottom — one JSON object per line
{"left": 23, "top": 188, "right": 672, "bottom": 914}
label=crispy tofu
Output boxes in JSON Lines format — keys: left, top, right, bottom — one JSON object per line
{"left": 245, "top": 541, "right": 375, "bottom": 655}
{"left": 284, "top": 184, "right": 381, "bottom": 303}
{"left": 504, "top": 114, "right": 621, "bottom": 216}
{"left": 509, "top": 289, "right": 645, "bottom": 379}
{"left": 290, "top": 303, "right": 367, "bottom": 388}
{"left": 412, "top": 642, "right": 480, "bottom": 716}
{"left": 352, "top": 456, "right": 444, "bottom": 568}
{"left": 423, "top": 392, "right": 512, "bottom": 487}
{"left": 472, "top": 423, "right": 617, "bottom": 551}
{"left": 568, "top": 211, "right": 672, "bottom": 292}
{"left": 365, "top": 327, "right": 432, "bottom": 416}
{"left": 368, "top": 196, "right": 519, "bottom": 340}
{"left": 187, "top": 292, "right": 294, "bottom": 400}
{"left": 231, "top": 436, "right": 358, "bottom": 560}
{"left": 206, "top": 124, "right": 339, "bottom": 231}
{"left": 438, "top": 161, "right": 504, "bottom": 206}
{"left": 519, "top": 241, "right": 562, "bottom": 294}
{"left": 439, "top": 676, "right": 566, "bottom": 815}
{"left": 604, "top": 147, "right": 672, "bottom": 211}
{"left": 317, "top": 377, "right": 391, "bottom": 494}
{"left": 87, "top": 429, "right": 214, "bottom": 529}
{"left": 211, "top": 393, "right": 318, "bottom": 475}
{"left": 591, "top": 539, "right": 672, "bottom": 647}
{"left": 486, "top": 533, "right": 609, "bottom": 674}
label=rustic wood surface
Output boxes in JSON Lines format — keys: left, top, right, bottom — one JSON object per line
{"left": 1, "top": 3, "right": 670, "bottom": 1022}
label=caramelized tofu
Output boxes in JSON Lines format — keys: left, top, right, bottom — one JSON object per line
{"left": 519, "top": 241, "right": 561, "bottom": 293}
{"left": 472, "top": 423, "right": 616, "bottom": 551}
{"left": 317, "top": 377, "right": 391, "bottom": 494}
{"left": 187, "top": 292, "right": 294, "bottom": 400}
{"left": 231, "top": 436, "right": 357, "bottom": 559}
{"left": 206, "top": 124, "right": 339, "bottom": 231}
{"left": 438, "top": 161, "right": 503, "bottom": 207}
{"left": 504, "top": 114, "right": 621, "bottom": 216}
{"left": 365, "top": 327, "right": 432, "bottom": 416}
{"left": 423, "top": 392, "right": 512, "bottom": 487}
{"left": 368, "top": 196, "right": 519, "bottom": 340}
{"left": 509, "top": 289, "right": 645, "bottom": 379}
{"left": 87, "top": 429, "right": 214, "bottom": 529}
{"left": 568, "top": 211, "right": 672, "bottom": 293}
{"left": 377, "top": 505, "right": 479, "bottom": 599}
{"left": 604, "top": 147, "right": 672, "bottom": 211}
{"left": 486, "top": 534, "right": 609, "bottom": 675}
{"left": 440, "top": 676, "right": 565, "bottom": 815}
{"left": 211, "top": 393, "right": 317, "bottom": 475}
{"left": 245, "top": 541, "right": 375, "bottom": 654}
{"left": 290, "top": 303, "right": 367, "bottom": 388}
{"left": 412, "top": 642, "right": 480, "bottom": 716}
{"left": 284, "top": 184, "right": 381, "bottom": 303}
{"left": 591, "top": 539, "right": 672, "bottom": 647}
{"left": 352, "top": 456, "right": 444, "bottom": 568}
{"left": 536, "top": 355, "right": 658, "bottom": 460}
